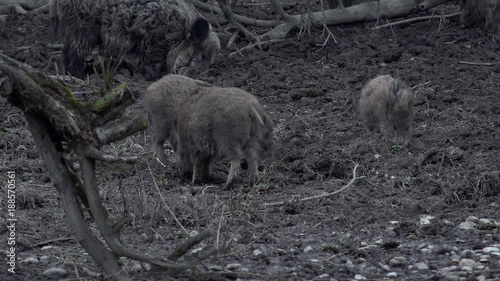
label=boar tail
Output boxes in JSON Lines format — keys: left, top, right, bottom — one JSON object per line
{"left": 49, "top": 0, "right": 59, "bottom": 42}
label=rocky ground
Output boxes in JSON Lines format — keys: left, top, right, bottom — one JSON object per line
{"left": 0, "top": 1, "right": 499, "bottom": 280}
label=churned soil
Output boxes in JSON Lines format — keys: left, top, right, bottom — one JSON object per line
{"left": 0, "top": 1, "right": 499, "bottom": 280}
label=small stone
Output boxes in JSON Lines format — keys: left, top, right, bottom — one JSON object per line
{"left": 459, "top": 258, "right": 476, "bottom": 269}
{"left": 240, "top": 267, "right": 249, "bottom": 272}
{"left": 232, "top": 234, "right": 242, "bottom": 242}
{"left": 406, "top": 234, "right": 418, "bottom": 240}
{"left": 191, "top": 247, "right": 203, "bottom": 254}
{"left": 451, "top": 254, "right": 461, "bottom": 263}
{"left": 360, "top": 242, "right": 367, "bottom": 247}
{"left": 356, "top": 257, "right": 366, "bottom": 264}
{"left": 386, "top": 272, "right": 398, "bottom": 277}
{"left": 491, "top": 252, "right": 500, "bottom": 257}
{"left": 458, "top": 221, "right": 476, "bottom": 230}
{"left": 466, "top": 216, "right": 479, "bottom": 223}
{"left": 43, "top": 267, "right": 67, "bottom": 277}
{"left": 476, "top": 275, "right": 486, "bottom": 281}
{"left": 479, "top": 255, "right": 490, "bottom": 263}
{"left": 310, "top": 259, "right": 320, "bottom": 263}
{"left": 417, "top": 243, "right": 428, "bottom": 250}
{"left": 40, "top": 256, "right": 49, "bottom": 262}
{"left": 389, "top": 256, "right": 408, "bottom": 267}
{"left": 354, "top": 274, "right": 366, "bottom": 280}
{"left": 140, "top": 233, "right": 148, "bottom": 240}
{"left": 277, "top": 248, "right": 287, "bottom": 255}
{"left": 415, "top": 262, "right": 429, "bottom": 270}
{"left": 419, "top": 215, "right": 435, "bottom": 225}
{"left": 482, "top": 247, "right": 499, "bottom": 254}
{"left": 23, "top": 257, "right": 39, "bottom": 264}
{"left": 461, "top": 266, "right": 473, "bottom": 273}
{"left": 253, "top": 249, "right": 263, "bottom": 256}
{"left": 476, "top": 265, "right": 485, "bottom": 270}
{"left": 449, "top": 265, "right": 458, "bottom": 271}
{"left": 443, "top": 220, "right": 455, "bottom": 226}
{"left": 316, "top": 273, "right": 329, "bottom": 279}
{"left": 226, "top": 263, "right": 242, "bottom": 271}
{"left": 461, "top": 250, "right": 475, "bottom": 258}
{"left": 345, "top": 260, "right": 354, "bottom": 269}
{"left": 129, "top": 263, "right": 145, "bottom": 273}
{"left": 443, "top": 274, "right": 460, "bottom": 281}
{"left": 303, "top": 245, "right": 314, "bottom": 253}
{"left": 478, "top": 218, "right": 495, "bottom": 226}
{"left": 189, "top": 230, "right": 199, "bottom": 237}
{"left": 208, "top": 265, "right": 223, "bottom": 271}
{"left": 421, "top": 248, "right": 432, "bottom": 255}
{"left": 389, "top": 221, "right": 399, "bottom": 225}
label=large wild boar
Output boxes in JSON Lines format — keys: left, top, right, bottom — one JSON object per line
{"left": 50, "top": 0, "right": 221, "bottom": 80}
{"left": 460, "top": 0, "right": 500, "bottom": 33}
{"left": 176, "top": 87, "right": 274, "bottom": 189}
{"left": 359, "top": 75, "right": 414, "bottom": 145}
{"left": 144, "top": 74, "right": 212, "bottom": 170}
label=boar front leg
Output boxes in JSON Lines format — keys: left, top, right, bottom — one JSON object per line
{"left": 246, "top": 150, "right": 259, "bottom": 190}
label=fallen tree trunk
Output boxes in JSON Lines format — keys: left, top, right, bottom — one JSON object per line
{"left": 191, "top": 0, "right": 454, "bottom": 40}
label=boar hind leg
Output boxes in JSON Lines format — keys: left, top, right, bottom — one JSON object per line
{"left": 224, "top": 159, "right": 241, "bottom": 190}
{"left": 192, "top": 157, "right": 211, "bottom": 185}
{"left": 192, "top": 161, "right": 203, "bottom": 185}
{"left": 246, "top": 150, "right": 259, "bottom": 190}
{"left": 152, "top": 131, "right": 169, "bottom": 166}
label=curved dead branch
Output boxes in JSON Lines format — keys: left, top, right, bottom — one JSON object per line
{"left": 264, "top": 164, "right": 362, "bottom": 207}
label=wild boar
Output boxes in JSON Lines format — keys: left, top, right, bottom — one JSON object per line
{"left": 176, "top": 87, "right": 274, "bottom": 189}
{"left": 460, "top": 0, "right": 500, "bottom": 33}
{"left": 144, "top": 74, "right": 213, "bottom": 171}
{"left": 51, "top": 0, "right": 221, "bottom": 80}
{"left": 359, "top": 75, "right": 414, "bottom": 145}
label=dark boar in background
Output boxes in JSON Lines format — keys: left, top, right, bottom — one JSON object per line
{"left": 50, "top": 0, "right": 221, "bottom": 80}
{"left": 176, "top": 87, "right": 274, "bottom": 189}
{"left": 460, "top": 0, "right": 500, "bottom": 33}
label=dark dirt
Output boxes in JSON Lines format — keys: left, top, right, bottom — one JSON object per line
{"left": 1, "top": 1, "right": 499, "bottom": 281}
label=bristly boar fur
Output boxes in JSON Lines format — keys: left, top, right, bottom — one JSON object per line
{"left": 460, "top": 0, "right": 500, "bottom": 33}
{"left": 51, "top": 0, "right": 221, "bottom": 80}
{"left": 359, "top": 75, "right": 414, "bottom": 144}
{"left": 144, "top": 74, "right": 213, "bottom": 171}
{"left": 176, "top": 87, "right": 274, "bottom": 189}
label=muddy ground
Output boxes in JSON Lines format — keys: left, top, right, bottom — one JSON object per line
{"left": 1, "top": 1, "right": 499, "bottom": 280}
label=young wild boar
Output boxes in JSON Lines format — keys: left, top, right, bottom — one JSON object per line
{"left": 176, "top": 88, "right": 274, "bottom": 189}
{"left": 460, "top": 0, "right": 500, "bottom": 33}
{"left": 51, "top": 0, "right": 221, "bottom": 80}
{"left": 144, "top": 74, "right": 213, "bottom": 170}
{"left": 359, "top": 75, "right": 414, "bottom": 145}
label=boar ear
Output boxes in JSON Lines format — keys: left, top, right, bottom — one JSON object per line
{"left": 391, "top": 78, "right": 401, "bottom": 96}
{"left": 191, "top": 18, "right": 210, "bottom": 46}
